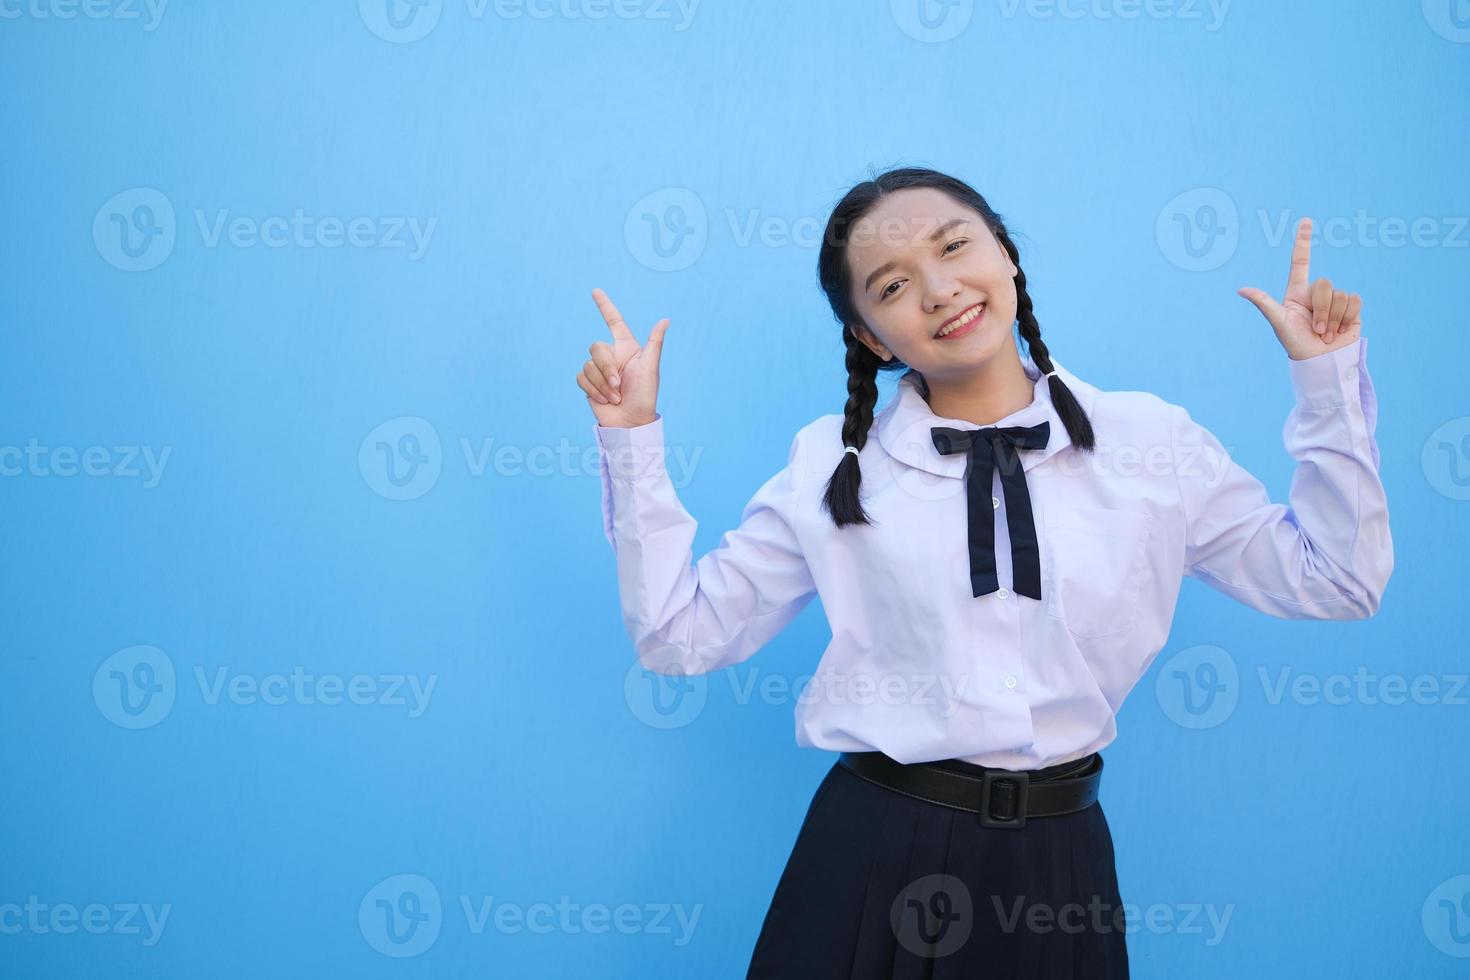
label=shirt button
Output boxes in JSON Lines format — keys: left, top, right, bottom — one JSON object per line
{"left": 997, "top": 587, "right": 1009, "bottom": 599}
{"left": 992, "top": 495, "right": 1001, "bottom": 509}
{"left": 1346, "top": 366, "right": 1358, "bottom": 381}
{"left": 1004, "top": 675, "right": 1018, "bottom": 689}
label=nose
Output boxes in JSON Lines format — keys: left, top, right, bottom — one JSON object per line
{"left": 923, "top": 274, "right": 963, "bottom": 313}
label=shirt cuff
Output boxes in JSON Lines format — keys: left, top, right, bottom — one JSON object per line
{"left": 1288, "top": 336, "right": 1367, "bottom": 412}
{"left": 593, "top": 412, "right": 668, "bottom": 481}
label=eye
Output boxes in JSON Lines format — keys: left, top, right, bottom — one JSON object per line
{"left": 878, "top": 240, "right": 966, "bottom": 300}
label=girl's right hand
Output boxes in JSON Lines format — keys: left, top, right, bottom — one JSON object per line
{"left": 578, "top": 287, "right": 669, "bottom": 429}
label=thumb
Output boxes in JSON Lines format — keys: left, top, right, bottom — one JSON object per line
{"left": 642, "top": 318, "right": 670, "bottom": 369}
{"left": 1236, "top": 287, "right": 1284, "bottom": 330}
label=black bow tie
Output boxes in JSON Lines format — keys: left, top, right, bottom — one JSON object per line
{"left": 930, "top": 420, "right": 1050, "bottom": 600}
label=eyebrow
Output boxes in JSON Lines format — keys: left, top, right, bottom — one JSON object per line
{"left": 862, "top": 217, "right": 970, "bottom": 296}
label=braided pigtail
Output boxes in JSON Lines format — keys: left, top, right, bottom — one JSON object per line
{"left": 994, "top": 227, "right": 1096, "bottom": 453}
{"left": 820, "top": 327, "right": 884, "bottom": 527}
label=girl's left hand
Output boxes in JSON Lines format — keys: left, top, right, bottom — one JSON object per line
{"left": 1237, "top": 217, "right": 1363, "bottom": 361}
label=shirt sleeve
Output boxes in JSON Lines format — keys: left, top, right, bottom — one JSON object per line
{"left": 594, "top": 413, "right": 818, "bottom": 675}
{"left": 1170, "top": 335, "right": 1393, "bottom": 619}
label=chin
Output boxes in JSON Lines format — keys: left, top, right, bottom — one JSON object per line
{"left": 914, "top": 343, "right": 1002, "bottom": 380}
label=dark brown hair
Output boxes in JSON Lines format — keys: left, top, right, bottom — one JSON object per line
{"left": 817, "top": 166, "right": 1095, "bottom": 527}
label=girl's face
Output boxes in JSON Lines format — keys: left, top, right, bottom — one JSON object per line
{"left": 845, "top": 187, "right": 1020, "bottom": 384}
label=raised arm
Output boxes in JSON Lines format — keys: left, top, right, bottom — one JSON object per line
{"left": 578, "top": 288, "right": 817, "bottom": 675}
{"left": 1172, "top": 337, "right": 1391, "bottom": 618}
{"left": 595, "top": 415, "right": 817, "bottom": 675}
{"left": 1173, "top": 217, "right": 1394, "bottom": 618}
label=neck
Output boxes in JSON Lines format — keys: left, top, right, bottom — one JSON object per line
{"left": 923, "top": 345, "right": 1038, "bottom": 426}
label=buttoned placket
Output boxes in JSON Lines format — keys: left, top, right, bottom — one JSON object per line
{"left": 984, "top": 466, "right": 1026, "bottom": 699}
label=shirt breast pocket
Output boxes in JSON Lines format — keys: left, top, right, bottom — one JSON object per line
{"left": 1041, "top": 504, "right": 1154, "bottom": 640}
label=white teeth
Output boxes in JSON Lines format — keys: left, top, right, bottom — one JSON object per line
{"left": 936, "top": 303, "right": 985, "bottom": 337}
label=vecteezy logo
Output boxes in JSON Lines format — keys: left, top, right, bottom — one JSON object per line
{"left": 1423, "top": 0, "right": 1470, "bottom": 43}
{"left": 890, "top": 0, "right": 974, "bottom": 43}
{"left": 359, "top": 0, "right": 442, "bottom": 42}
{"left": 1422, "top": 874, "right": 1470, "bottom": 957}
{"left": 624, "top": 188, "right": 707, "bottom": 273}
{"left": 359, "top": 416, "right": 443, "bottom": 501}
{"left": 622, "top": 657, "right": 708, "bottom": 729}
{"left": 1154, "top": 643, "right": 1238, "bottom": 730}
{"left": 93, "top": 188, "right": 176, "bottom": 272}
{"left": 359, "top": 873, "right": 442, "bottom": 957}
{"left": 1422, "top": 417, "right": 1470, "bottom": 500}
{"left": 1156, "top": 188, "right": 1239, "bottom": 272}
{"left": 93, "top": 645, "right": 177, "bottom": 729}
{"left": 890, "top": 873, "right": 973, "bottom": 957}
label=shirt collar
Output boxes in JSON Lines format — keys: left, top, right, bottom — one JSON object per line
{"left": 874, "top": 353, "right": 1095, "bottom": 478}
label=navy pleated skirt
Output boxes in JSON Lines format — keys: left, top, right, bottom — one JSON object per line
{"left": 745, "top": 753, "right": 1129, "bottom": 979}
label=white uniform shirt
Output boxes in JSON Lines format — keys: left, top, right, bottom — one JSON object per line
{"left": 593, "top": 337, "right": 1392, "bottom": 769}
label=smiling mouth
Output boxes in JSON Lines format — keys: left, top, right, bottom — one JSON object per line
{"left": 935, "top": 302, "right": 986, "bottom": 339}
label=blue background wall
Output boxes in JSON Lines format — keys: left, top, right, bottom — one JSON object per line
{"left": 2, "top": 1, "right": 1467, "bottom": 976}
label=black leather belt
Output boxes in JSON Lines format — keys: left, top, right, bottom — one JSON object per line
{"left": 837, "top": 751, "right": 1104, "bottom": 830}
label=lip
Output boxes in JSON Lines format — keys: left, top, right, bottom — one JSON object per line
{"left": 934, "top": 302, "right": 986, "bottom": 340}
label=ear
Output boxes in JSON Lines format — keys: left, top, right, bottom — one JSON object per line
{"left": 851, "top": 323, "right": 893, "bottom": 362}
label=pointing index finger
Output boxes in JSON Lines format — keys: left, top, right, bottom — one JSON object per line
{"left": 591, "top": 287, "right": 636, "bottom": 344}
{"left": 1287, "top": 217, "right": 1312, "bottom": 292}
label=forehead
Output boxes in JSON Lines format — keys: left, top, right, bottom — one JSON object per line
{"left": 847, "top": 187, "right": 982, "bottom": 259}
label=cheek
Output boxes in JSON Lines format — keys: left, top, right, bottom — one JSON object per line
{"left": 986, "top": 286, "right": 1019, "bottom": 328}
{"left": 868, "top": 312, "right": 928, "bottom": 356}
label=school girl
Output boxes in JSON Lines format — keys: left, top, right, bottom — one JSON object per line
{"left": 576, "top": 167, "right": 1392, "bottom": 978}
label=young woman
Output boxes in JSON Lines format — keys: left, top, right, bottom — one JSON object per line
{"left": 577, "top": 167, "right": 1392, "bottom": 978}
